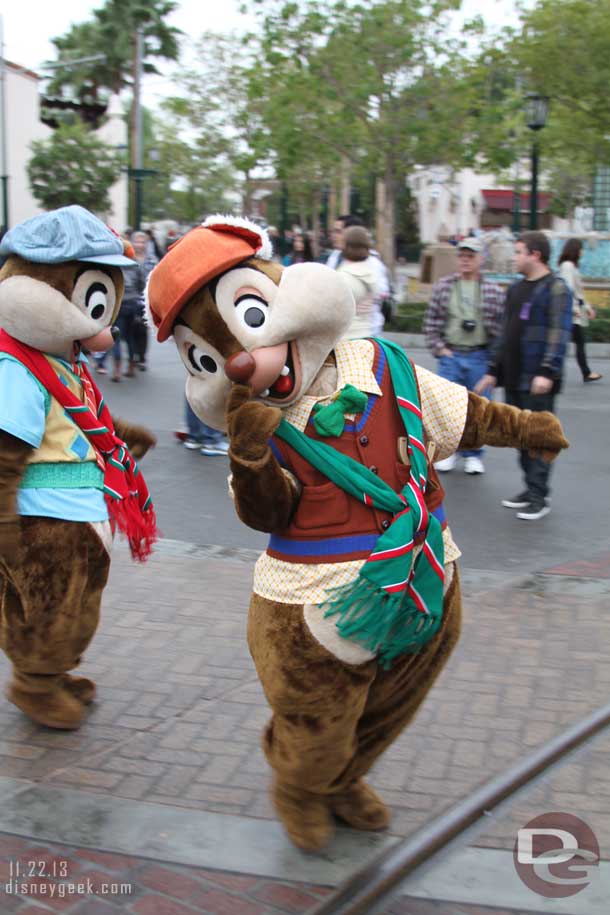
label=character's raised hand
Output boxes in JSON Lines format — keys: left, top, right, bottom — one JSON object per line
{"left": 226, "top": 384, "right": 282, "bottom": 462}
{"left": 523, "top": 411, "right": 570, "bottom": 463}
{"left": 112, "top": 418, "right": 157, "bottom": 459}
{"left": 125, "top": 426, "right": 157, "bottom": 459}
{"left": 459, "top": 393, "right": 569, "bottom": 462}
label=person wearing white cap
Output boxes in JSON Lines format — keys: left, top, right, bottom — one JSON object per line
{"left": 423, "top": 238, "right": 505, "bottom": 474}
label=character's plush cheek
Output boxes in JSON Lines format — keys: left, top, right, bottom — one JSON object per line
{"left": 71, "top": 269, "right": 117, "bottom": 325}
{"left": 174, "top": 324, "right": 225, "bottom": 379}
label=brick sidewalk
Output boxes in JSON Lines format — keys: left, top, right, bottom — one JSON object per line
{"left": 0, "top": 833, "right": 563, "bottom": 915}
{"left": 1, "top": 541, "right": 609, "bottom": 912}
{"left": 0, "top": 833, "right": 333, "bottom": 914}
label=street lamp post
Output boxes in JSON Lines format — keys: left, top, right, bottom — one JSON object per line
{"left": 507, "top": 130, "right": 521, "bottom": 235}
{"left": 0, "top": 15, "right": 9, "bottom": 234}
{"left": 128, "top": 164, "right": 159, "bottom": 231}
{"left": 524, "top": 93, "right": 550, "bottom": 230}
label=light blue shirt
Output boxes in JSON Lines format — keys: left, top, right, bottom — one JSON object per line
{"left": 0, "top": 354, "right": 108, "bottom": 522}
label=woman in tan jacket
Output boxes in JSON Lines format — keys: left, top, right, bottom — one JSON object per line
{"left": 337, "top": 226, "right": 381, "bottom": 339}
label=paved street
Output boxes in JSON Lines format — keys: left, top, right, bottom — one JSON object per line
{"left": 100, "top": 334, "right": 610, "bottom": 574}
{"left": 0, "top": 333, "right": 609, "bottom": 914}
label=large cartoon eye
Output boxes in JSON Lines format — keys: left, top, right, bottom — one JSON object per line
{"left": 234, "top": 292, "right": 268, "bottom": 330}
{"left": 186, "top": 344, "right": 218, "bottom": 375}
{"left": 72, "top": 270, "right": 116, "bottom": 323}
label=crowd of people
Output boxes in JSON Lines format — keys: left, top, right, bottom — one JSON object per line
{"left": 95, "top": 230, "right": 157, "bottom": 381}
{"left": 108, "top": 216, "right": 602, "bottom": 515}
{"left": 425, "top": 231, "right": 602, "bottom": 522}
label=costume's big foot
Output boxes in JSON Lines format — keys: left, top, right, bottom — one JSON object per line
{"left": 272, "top": 781, "right": 335, "bottom": 852}
{"left": 61, "top": 673, "right": 96, "bottom": 705}
{"left": 330, "top": 779, "right": 390, "bottom": 831}
{"left": 6, "top": 673, "right": 86, "bottom": 729}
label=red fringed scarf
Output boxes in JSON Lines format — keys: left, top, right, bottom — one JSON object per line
{"left": 0, "top": 329, "right": 157, "bottom": 561}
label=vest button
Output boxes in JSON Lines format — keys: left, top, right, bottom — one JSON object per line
{"left": 381, "top": 519, "right": 390, "bottom": 530}
{"left": 369, "top": 465, "right": 378, "bottom": 474}
{"left": 359, "top": 434, "right": 369, "bottom": 446}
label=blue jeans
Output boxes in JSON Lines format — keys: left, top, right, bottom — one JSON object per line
{"left": 437, "top": 349, "right": 491, "bottom": 458}
{"left": 185, "top": 400, "right": 223, "bottom": 445}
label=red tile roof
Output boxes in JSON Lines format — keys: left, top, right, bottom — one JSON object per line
{"left": 482, "top": 189, "right": 551, "bottom": 212}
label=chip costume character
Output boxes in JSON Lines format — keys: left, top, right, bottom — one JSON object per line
{"left": 0, "top": 206, "right": 157, "bottom": 730}
{"left": 147, "top": 216, "right": 569, "bottom": 850}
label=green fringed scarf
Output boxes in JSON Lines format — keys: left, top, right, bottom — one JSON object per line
{"left": 274, "top": 338, "right": 445, "bottom": 668}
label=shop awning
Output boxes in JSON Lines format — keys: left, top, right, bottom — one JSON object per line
{"left": 481, "top": 189, "right": 551, "bottom": 212}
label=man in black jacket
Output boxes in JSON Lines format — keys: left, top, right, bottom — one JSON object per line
{"left": 475, "top": 232, "right": 572, "bottom": 520}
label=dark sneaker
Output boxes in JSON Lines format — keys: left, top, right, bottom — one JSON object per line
{"left": 501, "top": 491, "right": 531, "bottom": 509}
{"left": 517, "top": 501, "right": 551, "bottom": 521}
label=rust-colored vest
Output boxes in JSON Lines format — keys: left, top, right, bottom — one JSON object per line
{"left": 268, "top": 341, "right": 446, "bottom": 564}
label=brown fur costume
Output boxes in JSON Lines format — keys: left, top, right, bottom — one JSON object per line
{"left": 0, "top": 230, "right": 155, "bottom": 730}
{"left": 147, "top": 217, "right": 569, "bottom": 850}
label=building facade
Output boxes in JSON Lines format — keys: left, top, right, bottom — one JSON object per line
{"left": 1, "top": 61, "right": 51, "bottom": 229}
{"left": 0, "top": 60, "right": 127, "bottom": 232}
{"left": 410, "top": 166, "right": 562, "bottom": 243}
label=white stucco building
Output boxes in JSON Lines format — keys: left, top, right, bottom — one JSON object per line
{"left": 409, "top": 166, "right": 496, "bottom": 243}
{"left": 95, "top": 93, "right": 129, "bottom": 231}
{"left": 409, "top": 165, "right": 571, "bottom": 242}
{"left": 0, "top": 59, "right": 127, "bottom": 231}
{"left": 1, "top": 60, "right": 51, "bottom": 229}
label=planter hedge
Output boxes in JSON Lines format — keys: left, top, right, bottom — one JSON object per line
{"left": 386, "top": 303, "right": 610, "bottom": 343}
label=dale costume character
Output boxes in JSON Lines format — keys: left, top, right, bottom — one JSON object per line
{"left": 147, "top": 216, "right": 569, "bottom": 851}
{"left": 0, "top": 206, "right": 157, "bottom": 730}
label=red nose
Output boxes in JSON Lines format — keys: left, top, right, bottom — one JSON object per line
{"left": 225, "top": 351, "right": 256, "bottom": 383}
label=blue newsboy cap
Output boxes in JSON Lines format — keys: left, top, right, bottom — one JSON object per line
{"left": 0, "top": 205, "right": 136, "bottom": 267}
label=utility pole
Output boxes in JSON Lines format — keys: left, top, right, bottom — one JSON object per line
{"left": 511, "top": 164, "right": 521, "bottom": 235}
{"left": 0, "top": 15, "right": 9, "bottom": 233}
{"left": 529, "top": 139, "right": 539, "bottom": 231}
{"left": 130, "top": 25, "right": 144, "bottom": 229}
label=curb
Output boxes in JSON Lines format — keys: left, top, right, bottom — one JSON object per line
{"left": 383, "top": 331, "right": 610, "bottom": 358}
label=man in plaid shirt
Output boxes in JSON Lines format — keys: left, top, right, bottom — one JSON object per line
{"left": 423, "top": 238, "right": 504, "bottom": 475}
{"left": 475, "top": 231, "right": 572, "bottom": 521}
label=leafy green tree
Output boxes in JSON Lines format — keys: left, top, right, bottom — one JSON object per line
{"left": 122, "top": 95, "right": 238, "bottom": 224}
{"left": 161, "top": 32, "right": 268, "bottom": 215}
{"left": 469, "top": 0, "right": 610, "bottom": 214}
{"left": 27, "top": 123, "right": 122, "bottom": 213}
{"left": 246, "top": 0, "right": 473, "bottom": 266}
{"left": 513, "top": 0, "right": 610, "bottom": 164}
{"left": 44, "top": 0, "right": 181, "bottom": 108}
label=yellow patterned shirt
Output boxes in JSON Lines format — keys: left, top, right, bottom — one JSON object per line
{"left": 253, "top": 339, "right": 468, "bottom": 605}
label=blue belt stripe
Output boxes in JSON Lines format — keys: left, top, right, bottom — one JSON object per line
{"left": 269, "top": 508, "right": 446, "bottom": 559}
{"left": 432, "top": 504, "right": 446, "bottom": 525}
{"left": 268, "top": 532, "right": 379, "bottom": 558}
{"left": 269, "top": 438, "right": 285, "bottom": 466}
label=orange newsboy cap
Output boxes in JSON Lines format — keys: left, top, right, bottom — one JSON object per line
{"left": 147, "top": 218, "right": 271, "bottom": 342}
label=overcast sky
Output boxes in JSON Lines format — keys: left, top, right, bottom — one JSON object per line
{"left": 2, "top": 0, "right": 527, "bottom": 108}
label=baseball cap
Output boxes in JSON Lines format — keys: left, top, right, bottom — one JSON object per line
{"left": 0, "top": 205, "right": 136, "bottom": 267}
{"left": 457, "top": 237, "right": 483, "bottom": 253}
{"left": 148, "top": 215, "right": 272, "bottom": 342}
